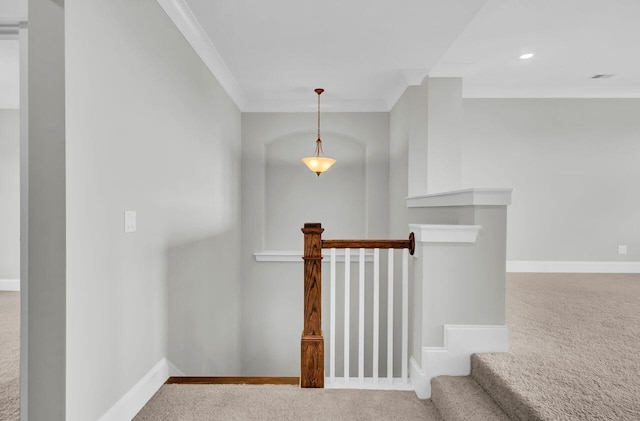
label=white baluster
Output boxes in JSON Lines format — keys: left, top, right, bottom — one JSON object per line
{"left": 344, "top": 248, "right": 350, "bottom": 382}
{"left": 330, "top": 248, "right": 336, "bottom": 383}
{"left": 387, "top": 249, "right": 394, "bottom": 384}
{"left": 402, "top": 248, "right": 409, "bottom": 384}
{"left": 358, "top": 248, "right": 365, "bottom": 383}
{"left": 373, "top": 248, "right": 380, "bottom": 384}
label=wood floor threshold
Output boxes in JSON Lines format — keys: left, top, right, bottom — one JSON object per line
{"left": 166, "top": 376, "right": 300, "bottom": 385}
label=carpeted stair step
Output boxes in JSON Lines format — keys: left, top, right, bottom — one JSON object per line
{"left": 431, "top": 375, "right": 510, "bottom": 421}
{"left": 471, "top": 354, "right": 543, "bottom": 421}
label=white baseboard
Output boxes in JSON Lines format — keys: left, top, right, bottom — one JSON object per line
{"left": 98, "top": 357, "right": 184, "bottom": 421}
{"left": 325, "top": 377, "right": 413, "bottom": 391}
{"left": 410, "top": 356, "right": 425, "bottom": 391}
{"left": 411, "top": 325, "right": 508, "bottom": 399}
{"left": 0, "top": 279, "right": 20, "bottom": 291}
{"left": 507, "top": 261, "right": 640, "bottom": 273}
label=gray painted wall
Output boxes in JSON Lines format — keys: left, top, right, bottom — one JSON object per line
{"left": 241, "top": 112, "right": 393, "bottom": 376}
{"left": 0, "top": 0, "right": 26, "bottom": 19}
{"left": 27, "top": 0, "right": 67, "bottom": 418}
{"left": 462, "top": 99, "right": 640, "bottom": 261}
{"left": 0, "top": 109, "right": 19, "bottom": 280}
{"left": 65, "top": 0, "right": 241, "bottom": 419}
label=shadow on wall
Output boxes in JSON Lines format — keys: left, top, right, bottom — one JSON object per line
{"left": 265, "top": 131, "right": 367, "bottom": 249}
{"left": 167, "top": 230, "right": 242, "bottom": 375}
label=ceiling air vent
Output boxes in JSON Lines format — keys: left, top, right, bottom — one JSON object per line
{"left": 591, "top": 74, "right": 615, "bottom": 79}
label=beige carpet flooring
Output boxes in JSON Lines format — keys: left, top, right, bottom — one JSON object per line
{"left": 475, "top": 273, "right": 640, "bottom": 421}
{"left": 134, "top": 385, "right": 442, "bottom": 421}
{"left": 0, "top": 291, "right": 19, "bottom": 421}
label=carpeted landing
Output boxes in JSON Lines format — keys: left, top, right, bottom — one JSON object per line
{"left": 136, "top": 273, "right": 640, "bottom": 420}
{"left": 431, "top": 273, "right": 640, "bottom": 421}
{"left": 134, "top": 385, "right": 443, "bottom": 421}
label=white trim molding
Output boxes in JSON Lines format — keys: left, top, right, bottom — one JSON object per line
{"left": 155, "top": 0, "right": 247, "bottom": 109}
{"left": 407, "top": 188, "right": 513, "bottom": 208}
{"left": 409, "top": 224, "right": 481, "bottom": 243}
{"left": 507, "top": 261, "right": 640, "bottom": 274}
{"left": 0, "top": 279, "right": 20, "bottom": 291}
{"left": 243, "top": 98, "right": 388, "bottom": 113}
{"left": 411, "top": 325, "right": 508, "bottom": 399}
{"left": 325, "top": 377, "right": 414, "bottom": 391}
{"left": 98, "top": 358, "right": 184, "bottom": 421}
{"left": 254, "top": 249, "right": 375, "bottom": 263}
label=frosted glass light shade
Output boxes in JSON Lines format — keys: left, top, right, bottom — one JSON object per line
{"left": 302, "top": 156, "right": 336, "bottom": 176}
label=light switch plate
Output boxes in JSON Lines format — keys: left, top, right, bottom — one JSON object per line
{"left": 124, "top": 211, "right": 136, "bottom": 233}
{"left": 618, "top": 245, "right": 628, "bottom": 255}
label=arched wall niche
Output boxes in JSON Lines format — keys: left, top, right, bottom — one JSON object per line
{"left": 265, "top": 131, "right": 367, "bottom": 249}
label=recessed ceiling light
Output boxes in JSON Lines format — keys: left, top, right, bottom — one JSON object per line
{"left": 519, "top": 53, "right": 535, "bottom": 60}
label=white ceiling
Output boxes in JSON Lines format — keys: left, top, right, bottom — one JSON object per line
{"left": 4, "top": 1, "right": 640, "bottom": 111}
{"left": 179, "top": 0, "right": 640, "bottom": 110}
{"left": 183, "top": 0, "right": 487, "bottom": 111}
{"left": 431, "top": 0, "right": 640, "bottom": 98}
{"left": 0, "top": 40, "right": 19, "bottom": 109}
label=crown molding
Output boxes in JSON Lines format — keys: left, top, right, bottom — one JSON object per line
{"left": 384, "top": 69, "right": 430, "bottom": 110}
{"left": 156, "top": 0, "right": 247, "bottom": 110}
{"left": 400, "top": 69, "right": 430, "bottom": 86}
{"left": 407, "top": 188, "right": 513, "bottom": 208}
{"left": 243, "top": 98, "right": 389, "bottom": 113}
{"left": 148, "top": 4, "right": 439, "bottom": 112}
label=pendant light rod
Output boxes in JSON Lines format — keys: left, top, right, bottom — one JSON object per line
{"left": 302, "top": 88, "right": 335, "bottom": 176}
{"left": 315, "top": 88, "right": 324, "bottom": 140}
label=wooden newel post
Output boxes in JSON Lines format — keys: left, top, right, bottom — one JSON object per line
{"left": 300, "top": 222, "right": 324, "bottom": 388}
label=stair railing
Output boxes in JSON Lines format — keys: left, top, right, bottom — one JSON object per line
{"left": 300, "top": 222, "right": 415, "bottom": 388}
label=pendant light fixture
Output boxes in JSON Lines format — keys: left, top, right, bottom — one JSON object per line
{"left": 302, "top": 88, "right": 336, "bottom": 176}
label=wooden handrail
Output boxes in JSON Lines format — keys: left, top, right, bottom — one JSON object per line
{"left": 322, "top": 233, "right": 415, "bottom": 255}
{"left": 300, "top": 223, "right": 415, "bottom": 389}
